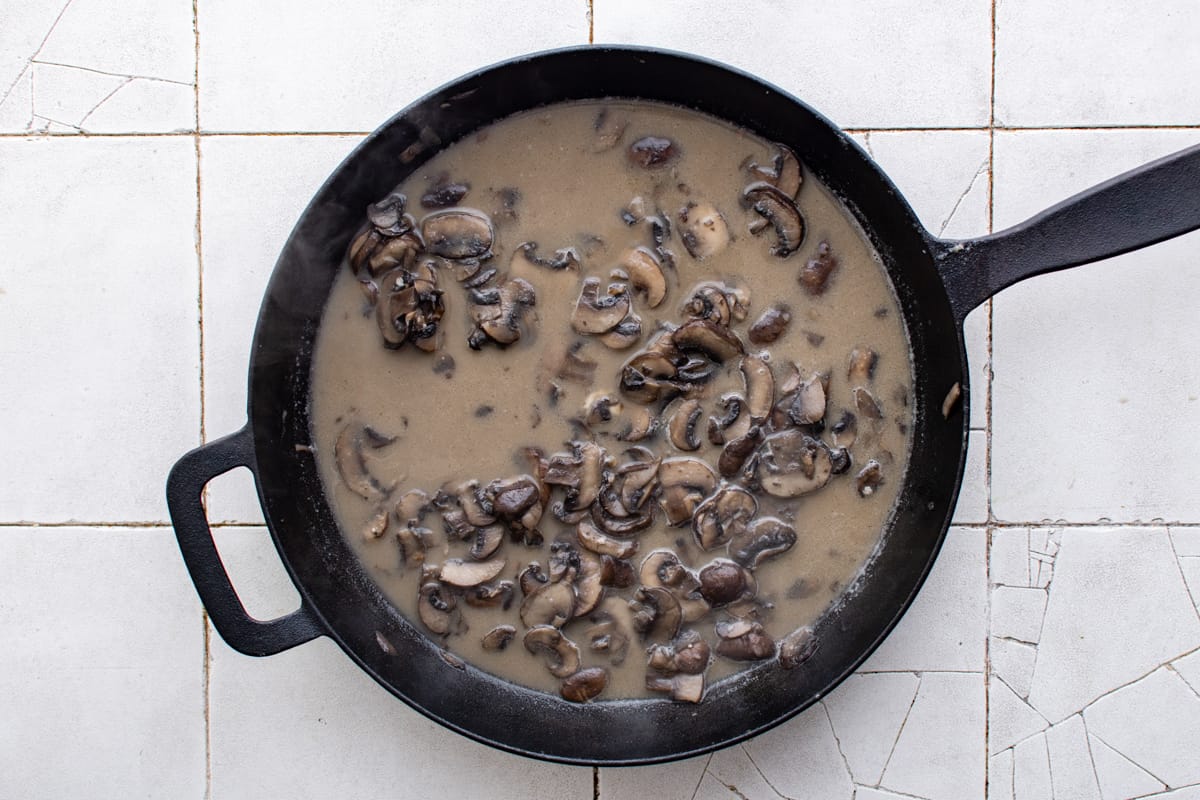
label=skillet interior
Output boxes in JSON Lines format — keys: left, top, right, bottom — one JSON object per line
{"left": 245, "top": 46, "right": 969, "bottom": 765}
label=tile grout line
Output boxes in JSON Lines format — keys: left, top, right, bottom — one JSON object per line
{"left": 191, "top": 1, "right": 212, "bottom": 796}
{"left": 983, "top": 0, "right": 998, "bottom": 791}
{"left": 587, "top": 0, "right": 594, "bottom": 44}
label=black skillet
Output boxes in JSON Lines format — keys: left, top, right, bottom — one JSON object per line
{"left": 166, "top": 46, "right": 1200, "bottom": 765}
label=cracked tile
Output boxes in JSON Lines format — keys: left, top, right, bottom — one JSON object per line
{"left": 695, "top": 772, "right": 744, "bottom": 800}
{"left": 880, "top": 673, "right": 985, "bottom": 800}
{"left": 856, "top": 788, "right": 921, "bottom": 800}
{"left": 989, "top": 678, "right": 1048, "bottom": 756}
{"left": 1087, "top": 734, "right": 1166, "bottom": 800}
{"left": 79, "top": 77, "right": 193, "bottom": 133}
{"left": 1045, "top": 715, "right": 1100, "bottom": 800}
{"left": 1173, "top": 649, "right": 1200, "bottom": 696}
{"left": 36, "top": 0, "right": 194, "bottom": 84}
{"left": 0, "top": 0, "right": 69, "bottom": 96}
{"left": 1179, "top": 558, "right": 1200, "bottom": 613}
{"left": 861, "top": 528, "right": 986, "bottom": 672}
{"left": 30, "top": 61, "right": 125, "bottom": 128}
{"left": 989, "top": 749, "right": 1015, "bottom": 800}
{"left": 1140, "top": 788, "right": 1200, "bottom": 800}
{"left": 0, "top": 67, "right": 34, "bottom": 130}
{"left": 992, "top": 529, "right": 1031, "bottom": 588}
{"left": 707, "top": 745, "right": 798, "bottom": 800}
{"left": 733, "top": 704, "right": 854, "bottom": 799}
{"left": 990, "top": 638, "right": 1037, "bottom": 700}
{"left": 600, "top": 755, "right": 710, "bottom": 800}
{"left": 1172, "top": 529, "right": 1200, "bottom": 558}
{"left": 1027, "top": 529, "right": 1200, "bottom": 724}
{"left": 823, "top": 673, "right": 920, "bottom": 786}
{"left": 0, "top": 137, "right": 200, "bottom": 521}
{"left": 953, "top": 430, "right": 988, "bottom": 524}
{"left": 0, "top": 527, "right": 205, "bottom": 797}
{"left": 1013, "top": 732, "right": 1051, "bottom": 800}
{"left": 199, "top": 0, "right": 588, "bottom": 132}
{"left": 991, "top": 587, "right": 1047, "bottom": 645}
{"left": 1083, "top": 667, "right": 1200, "bottom": 789}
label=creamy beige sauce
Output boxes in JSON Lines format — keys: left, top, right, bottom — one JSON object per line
{"left": 309, "top": 100, "right": 912, "bottom": 700}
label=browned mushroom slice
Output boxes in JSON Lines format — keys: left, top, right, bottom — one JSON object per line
{"left": 749, "top": 143, "right": 803, "bottom": 199}
{"left": 420, "top": 180, "right": 469, "bottom": 209}
{"left": 692, "top": 486, "right": 757, "bottom": 550}
{"left": 362, "top": 505, "right": 389, "bottom": 540}
{"left": 657, "top": 457, "right": 718, "bottom": 526}
{"left": 394, "top": 489, "right": 430, "bottom": 527}
{"left": 616, "top": 449, "right": 660, "bottom": 512}
{"left": 518, "top": 561, "right": 549, "bottom": 597}
{"left": 616, "top": 405, "right": 656, "bottom": 442}
{"left": 680, "top": 281, "right": 734, "bottom": 326}
{"left": 440, "top": 557, "right": 506, "bottom": 587}
{"left": 599, "top": 313, "right": 643, "bottom": 350}
{"left": 621, "top": 247, "right": 668, "bottom": 308}
{"left": 799, "top": 241, "right": 838, "bottom": 295}
{"left": 561, "top": 667, "right": 609, "bottom": 702}
{"left": 628, "top": 135, "right": 678, "bottom": 169}
{"left": 421, "top": 208, "right": 493, "bottom": 260}
{"left": 731, "top": 520, "right": 795, "bottom": 573}
{"left": 667, "top": 398, "right": 704, "bottom": 452}
{"left": 743, "top": 181, "right": 805, "bottom": 257}
{"left": 715, "top": 620, "right": 776, "bottom": 661}
{"left": 672, "top": 319, "right": 744, "bottom": 363}
{"left": 467, "top": 277, "right": 537, "bottom": 350}
{"left": 740, "top": 354, "right": 775, "bottom": 423}
{"left": 639, "top": 549, "right": 691, "bottom": 591}
{"left": 631, "top": 586, "right": 683, "bottom": 642}
{"left": 547, "top": 539, "right": 582, "bottom": 583}
{"left": 577, "top": 519, "right": 638, "bottom": 559}
{"left": 830, "top": 410, "right": 858, "bottom": 448}
{"left": 573, "top": 550, "right": 605, "bottom": 619}
{"left": 620, "top": 343, "right": 680, "bottom": 404}
{"left": 646, "top": 672, "right": 705, "bottom": 703}
{"left": 586, "top": 617, "right": 631, "bottom": 666}
{"left": 748, "top": 304, "right": 792, "bottom": 344}
{"left": 366, "top": 191, "right": 412, "bottom": 234}
{"left": 367, "top": 232, "right": 422, "bottom": 276}
{"left": 717, "top": 425, "right": 764, "bottom": 479}
{"left": 481, "top": 624, "right": 516, "bottom": 651}
{"left": 520, "top": 579, "right": 576, "bottom": 628}
{"left": 395, "top": 525, "right": 433, "bottom": 565}
{"left": 464, "top": 580, "right": 515, "bottom": 610}
{"left": 590, "top": 502, "right": 654, "bottom": 538}
{"left": 854, "top": 387, "right": 884, "bottom": 420}
{"left": 488, "top": 475, "right": 543, "bottom": 529}
{"left": 440, "top": 506, "right": 474, "bottom": 541}
{"left": 647, "top": 630, "right": 712, "bottom": 675}
{"left": 591, "top": 108, "right": 629, "bottom": 153}
{"left": 855, "top": 460, "right": 884, "bottom": 497}
{"left": 468, "top": 524, "right": 505, "bottom": 560}
{"left": 551, "top": 440, "right": 605, "bottom": 512}
{"left": 778, "top": 626, "right": 818, "bottom": 669}
{"left": 453, "top": 480, "right": 496, "bottom": 527}
{"left": 571, "top": 277, "right": 632, "bottom": 334}
{"left": 756, "top": 430, "right": 834, "bottom": 497}
{"left": 524, "top": 626, "right": 581, "bottom": 679}
{"left": 334, "top": 422, "right": 396, "bottom": 501}
{"left": 829, "top": 447, "right": 852, "bottom": 475}
{"left": 417, "top": 581, "right": 456, "bottom": 635}
{"left": 848, "top": 348, "right": 879, "bottom": 383}
{"left": 599, "top": 555, "right": 636, "bottom": 589}
{"left": 515, "top": 240, "right": 581, "bottom": 271}
{"left": 787, "top": 371, "right": 828, "bottom": 427}
{"left": 697, "top": 559, "right": 756, "bottom": 606}
{"left": 677, "top": 201, "right": 731, "bottom": 260}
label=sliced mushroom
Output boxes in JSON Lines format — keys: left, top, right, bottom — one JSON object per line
{"left": 515, "top": 240, "right": 581, "bottom": 271}
{"left": 748, "top": 305, "right": 792, "bottom": 344}
{"left": 730, "top": 517, "right": 798, "bottom": 569}
{"left": 621, "top": 247, "right": 667, "bottom": 308}
{"left": 591, "top": 108, "right": 629, "bottom": 152}
{"left": 334, "top": 422, "right": 395, "bottom": 501}
{"left": 600, "top": 555, "right": 637, "bottom": 589}
{"left": 577, "top": 519, "right": 639, "bottom": 559}
{"left": 616, "top": 405, "right": 656, "bottom": 442}
{"left": 394, "top": 489, "right": 430, "bottom": 527}
{"left": 667, "top": 398, "right": 704, "bottom": 451}
{"left": 677, "top": 201, "right": 730, "bottom": 260}
{"left": 547, "top": 539, "right": 582, "bottom": 583}
{"left": 481, "top": 624, "right": 516, "bottom": 651}
{"left": 468, "top": 524, "right": 505, "bottom": 560}
{"left": 749, "top": 143, "right": 802, "bottom": 199}
{"left": 717, "top": 425, "right": 763, "bottom": 479}
{"left": 488, "top": 476, "right": 542, "bottom": 524}
{"left": 698, "top": 560, "right": 756, "bottom": 606}
{"left": 561, "top": 667, "right": 608, "bottom": 702}
{"left": 657, "top": 457, "right": 718, "bottom": 526}
{"left": 646, "top": 672, "right": 705, "bottom": 703}
{"left": 586, "top": 616, "right": 631, "bottom": 666}
{"left": 628, "top": 136, "right": 678, "bottom": 169}
{"left": 855, "top": 460, "right": 884, "bottom": 497}
{"left": 672, "top": 319, "right": 744, "bottom": 363}
{"left": 464, "top": 580, "right": 515, "bottom": 610}
{"left": 453, "top": 480, "right": 496, "bottom": 527}
{"left": 590, "top": 502, "right": 654, "bottom": 537}
{"left": 417, "top": 581, "right": 456, "bottom": 635}
{"left": 440, "top": 557, "right": 507, "bottom": 587}
{"left": 520, "top": 579, "right": 576, "bottom": 628}
{"left": 853, "top": 387, "right": 884, "bottom": 420}
{"left": 631, "top": 586, "right": 683, "bottom": 642}
{"left": 362, "top": 505, "right": 389, "bottom": 540}
{"left": 743, "top": 181, "right": 805, "bottom": 257}
{"left": 366, "top": 232, "right": 423, "bottom": 276}
{"left": 787, "top": 371, "right": 828, "bottom": 427}
{"left": 692, "top": 486, "right": 757, "bottom": 550}
{"left": 680, "top": 281, "right": 735, "bottom": 326}
{"left": 420, "top": 181, "right": 469, "bottom": 209}
{"left": 848, "top": 348, "right": 878, "bottom": 383}
{"left": 756, "top": 430, "right": 834, "bottom": 498}
{"left": 740, "top": 354, "right": 775, "bottom": 423}
{"left": 778, "top": 626, "right": 818, "bottom": 669}
{"left": 524, "top": 626, "right": 581, "bottom": 679}
{"left": 715, "top": 620, "right": 776, "bottom": 661}
{"left": 518, "top": 562, "right": 549, "bottom": 597}
{"left": 639, "top": 549, "right": 691, "bottom": 591}
{"left": 395, "top": 525, "right": 433, "bottom": 565}
{"left": 830, "top": 410, "right": 858, "bottom": 448}
{"left": 599, "top": 313, "right": 643, "bottom": 350}
{"left": 558, "top": 441, "right": 606, "bottom": 512}
{"left": 573, "top": 550, "right": 606, "bottom": 618}
{"left": 616, "top": 449, "right": 660, "bottom": 511}
{"left": 798, "top": 240, "right": 838, "bottom": 295}
{"left": 647, "top": 630, "right": 712, "bottom": 675}
{"left": 571, "top": 277, "right": 632, "bottom": 334}
{"left": 829, "top": 447, "right": 852, "bottom": 475}
{"left": 421, "top": 208, "right": 494, "bottom": 260}
{"left": 467, "top": 277, "right": 537, "bottom": 349}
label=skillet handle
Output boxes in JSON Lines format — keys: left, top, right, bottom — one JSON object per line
{"left": 166, "top": 427, "right": 324, "bottom": 656}
{"left": 932, "top": 142, "right": 1200, "bottom": 325}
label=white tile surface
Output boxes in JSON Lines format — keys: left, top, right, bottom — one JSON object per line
{"left": 199, "top": 135, "right": 359, "bottom": 523}
{"left": 1013, "top": 732, "right": 1051, "bottom": 800}
{"left": 0, "top": 137, "right": 200, "bottom": 522}
{"left": 1044, "top": 715, "right": 1100, "bottom": 800}
{"left": 988, "top": 678, "right": 1048, "bottom": 756}
{"left": 991, "top": 130, "right": 1200, "bottom": 523}
{"left": 995, "top": 0, "right": 1200, "bottom": 127}
{"left": 0, "top": 527, "right": 205, "bottom": 798}
{"left": 824, "top": 673, "right": 920, "bottom": 786}
{"left": 954, "top": 429, "right": 988, "bottom": 524}
{"left": 1088, "top": 734, "right": 1166, "bottom": 800}
{"left": 198, "top": 0, "right": 589, "bottom": 132}
{"left": 595, "top": 0, "right": 992, "bottom": 129}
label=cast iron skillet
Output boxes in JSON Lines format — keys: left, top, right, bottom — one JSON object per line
{"left": 166, "top": 46, "right": 1200, "bottom": 765}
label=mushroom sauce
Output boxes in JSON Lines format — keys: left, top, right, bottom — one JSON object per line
{"left": 309, "top": 100, "right": 913, "bottom": 702}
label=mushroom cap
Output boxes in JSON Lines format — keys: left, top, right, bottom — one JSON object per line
{"left": 740, "top": 354, "right": 776, "bottom": 423}
{"left": 698, "top": 560, "right": 753, "bottom": 606}
{"left": 481, "top": 624, "right": 517, "bottom": 651}
{"left": 667, "top": 398, "right": 704, "bottom": 452}
{"left": 420, "top": 208, "right": 494, "bottom": 260}
{"left": 692, "top": 486, "right": 758, "bottom": 551}
{"left": 678, "top": 201, "right": 731, "bottom": 261}
{"left": 729, "top": 517, "right": 798, "bottom": 569}
{"left": 523, "top": 625, "right": 581, "bottom": 679}
{"left": 621, "top": 247, "right": 668, "bottom": 308}
{"left": 577, "top": 519, "right": 639, "bottom": 559}
{"left": 520, "top": 579, "right": 576, "bottom": 628}
{"left": 417, "top": 581, "right": 455, "bottom": 635}
{"left": 571, "top": 277, "right": 632, "bottom": 334}
{"left": 742, "top": 181, "right": 805, "bottom": 257}
{"left": 672, "top": 319, "right": 745, "bottom": 363}
{"left": 561, "top": 667, "right": 609, "bottom": 702}
{"left": 440, "top": 557, "right": 507, "bottom": 587}
{"left": 756, "top": 430, "right": 834, "bottom": 498}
